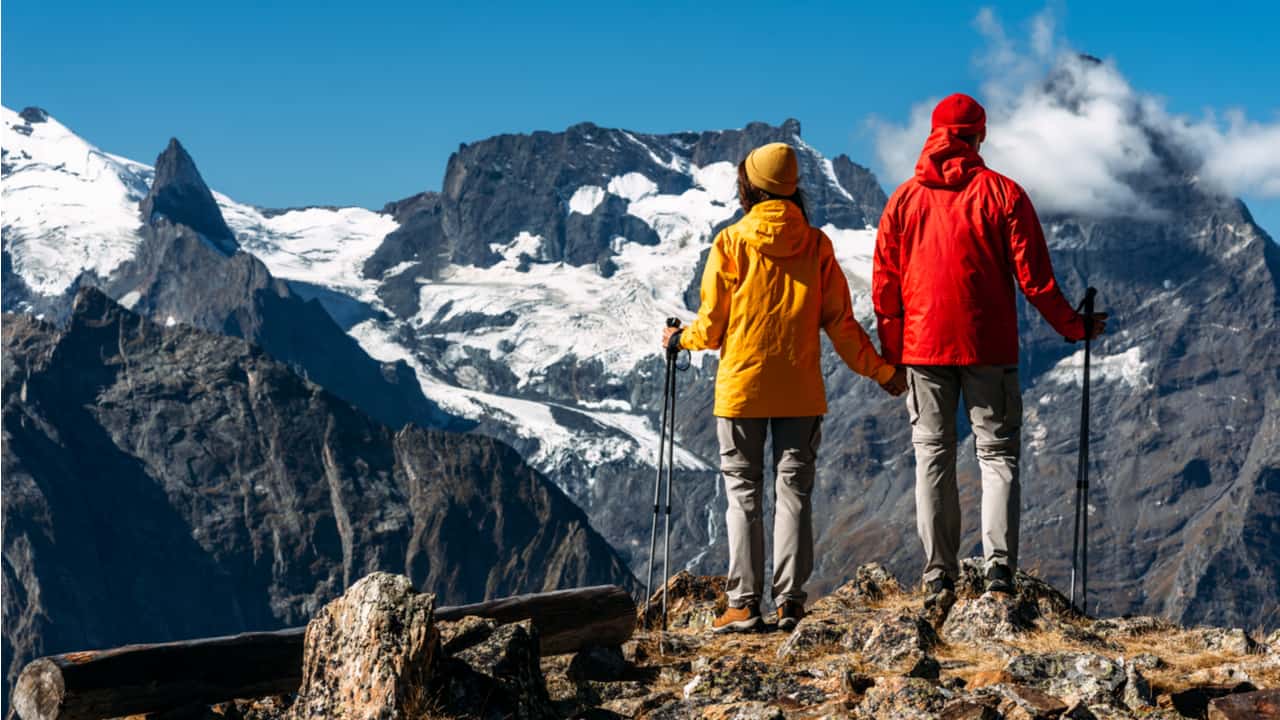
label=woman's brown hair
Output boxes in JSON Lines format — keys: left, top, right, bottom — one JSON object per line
{"left": 737, "top": 160, "right": 808, "bottom": 222}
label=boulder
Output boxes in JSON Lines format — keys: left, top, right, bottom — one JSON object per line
{"left": 980, "top": 683, "right": 1070, "bottom": 720}
{"left": 1189, "top": 628, "right": 1260, "bottom": 655}
{"left": 438, "top": 614, "right": 500, "bottom": 655}
{"left": 942, "top": 592, "right": 1038, "bottom": 644}
{"left": 903, "top": 654, "right": 942, "bottom": 680}
{"left": 860, "top": 613, "right": 940, "bottom": 669}
{"left": 1005, "top": 652, "right": 1125, "bottom": 706}
{"left": 443, "top": 619, "right": 558, "bottom": 719}
{"left": 641, "top": 572, "right": 726, "bottom": 630}
{"left": 288, "top": 573, "right": 439, "bottom": 720}
{"left": 1207, "top": 688, "right": 1280, "bottom": 719}
{"left": 938, "top": 699, "right": 1002, "bottom": 720}
{"left": 1170, "top": 682, "right": 1258, "bottom": 719}
{"left": 567, "top": 644, "right": 630, "bottom": 682}
{"left": 855, "top": 676, "right": 952, "bottom": 719}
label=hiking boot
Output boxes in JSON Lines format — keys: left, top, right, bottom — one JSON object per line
{"left": 712, "top": 604, "right": 763, "bottom": 634}
{"left": 776, "top": 600, "right": 805, "bottom": 632}
{"left": 922, "top": 576, "right": 957, "bottom": 626}
{"left": 986, "top": 564, "right": 1015, "bottom": 594}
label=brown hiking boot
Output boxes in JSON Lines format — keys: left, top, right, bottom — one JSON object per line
{"left": 711, "top": 604, "right": 763, "bottom": 634}
{"left": 776, "top": 600, "right": 805, "bottom": 631}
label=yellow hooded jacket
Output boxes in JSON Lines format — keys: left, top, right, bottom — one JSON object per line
{"left": 681, "top": 199, "right": 895, "bottom": 418}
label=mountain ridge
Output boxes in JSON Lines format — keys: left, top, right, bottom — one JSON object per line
{"left": 3, "top": 103, "right": 1277, "bottom": 631}
{"left": 1, "top": 286, "right": 637, "bottom": 701}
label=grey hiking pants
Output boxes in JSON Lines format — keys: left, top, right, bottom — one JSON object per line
{"left": 718, "top": 416, "right": 822, "bottom": 608}
{"left": 908, "top": 366, "right": 1022, "bottom": 584}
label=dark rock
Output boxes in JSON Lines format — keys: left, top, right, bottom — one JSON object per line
{"left": 982, "top": 683, "right": 1070, "bottom": 720}
{"left": 439, "top": 615, "right": 500, "bottom": 655}
{"left": 843, "top": 670, "right": 876, "bottom": 694}
{"left": 567, "top": 644, "right": 629, "bottom": 682}
{"left": 904, "top": 653, "right": 942, "bottom": 680}
{"left": 288, "top": 573, "right": 439, "bottom": 719}
{"left": 447, "top": 619, "right": 557, "bottom": 719}
{"left": 1170, "top": 682, "right": 1258, "bottom": 719}
{"left": 18, "top": 107, "right": 49, "bottom": 124}
{"left": 939, "top": 699, "right": 1002, "bottom": 720}
{"left": 140, "top": 138, "right": 237, "bottom": 254}
{"left": 1207, "top": 688, "right": 1280, "bottom": 720}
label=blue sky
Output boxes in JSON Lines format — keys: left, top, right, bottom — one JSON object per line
{"left": 4, "top": 0, "right": 1278, "bottom": 234}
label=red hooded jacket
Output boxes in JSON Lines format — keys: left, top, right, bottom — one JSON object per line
{"left": 873, "top": 129, "right": 1085, "bottom": 366}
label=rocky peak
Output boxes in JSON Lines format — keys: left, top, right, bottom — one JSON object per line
{"left": 140, "top": 137, "right": 237, "bottom": 255}
{"left": 18, "top": 107, "right": 49, "bottom": 124}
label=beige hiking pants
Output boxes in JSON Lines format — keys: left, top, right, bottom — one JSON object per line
{"left": 908, "top": 366, "right": 1022, "bottom": 583}
{"left": 717, "top": 416, "right": 822, "bottom": 608}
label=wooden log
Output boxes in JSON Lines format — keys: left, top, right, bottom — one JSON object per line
{"left": 14, "top": 584, "right": 635, "bottom": 720}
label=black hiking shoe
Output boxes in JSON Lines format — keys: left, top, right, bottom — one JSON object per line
{"left": 922, "top": 576, "right": 956, "bottom": 626}
{"left": 986, "top": 564, "right": 1015, "bottom": 594}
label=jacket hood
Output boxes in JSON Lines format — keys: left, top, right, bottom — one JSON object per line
{"left": 737, "top": 199, "right": 812, "bottom": 258}
{"left": 914, "top": 127, "right": 986, "bottom": 189}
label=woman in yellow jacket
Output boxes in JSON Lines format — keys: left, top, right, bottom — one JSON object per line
{"left": 663, "top": 142, "right": 906, "bottom": 633}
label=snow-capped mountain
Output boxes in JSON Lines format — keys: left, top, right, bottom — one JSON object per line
{"left": 4, "top": 101, "right": 1277, "bottom": 628}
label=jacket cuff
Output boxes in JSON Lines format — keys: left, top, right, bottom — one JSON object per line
{"left": 873, "top": 363, "right": 897, "bottom": 385}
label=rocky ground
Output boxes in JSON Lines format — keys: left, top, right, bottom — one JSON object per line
{"left": 191, "top": 561, "right": 1278, "bottom": 720}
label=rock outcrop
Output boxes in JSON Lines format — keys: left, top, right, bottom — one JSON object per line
{"left": 289, "top": 573, "right": 439, "bottom": 719}
{"left": 184, "top": 563, "right": 1278, "bottom": 719}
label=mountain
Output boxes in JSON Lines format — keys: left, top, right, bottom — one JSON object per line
{"left": 4, "top": 101, "right": 1278, "bottom": 630}
{"left": 1, "top": 287, "right": 635, "bottom": 699}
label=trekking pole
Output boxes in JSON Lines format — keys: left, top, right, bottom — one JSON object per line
{"left": 1070, "top": 287, "right": 1097, "bottom": 614}
{"left": 643, "top": 318, "right": 680, "bottom": 627}
{"left": 660, "top": 319, "right": 680, "bottom": 633}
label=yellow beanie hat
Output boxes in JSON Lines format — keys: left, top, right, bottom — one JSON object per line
{"left": 745, "top": 142, "right": 799, "bottom": 196}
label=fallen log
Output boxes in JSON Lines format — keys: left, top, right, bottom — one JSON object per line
{"left": 14, "top": 584, "right": 635, "bottom": 720}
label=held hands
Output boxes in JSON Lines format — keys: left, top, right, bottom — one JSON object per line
{"left": 880, "top": 366, "right": 908, "bottom": 397}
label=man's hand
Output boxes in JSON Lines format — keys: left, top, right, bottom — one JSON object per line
{"left": 1083, "top": 312, "right": 1109, "bottom": 340}
{"left": 661, "top": 325, "right": 682, "bottom": 351}
{"left": 880, "top": 366, "right": 908, "bottom": 397}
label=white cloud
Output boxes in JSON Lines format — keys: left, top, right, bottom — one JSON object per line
{"left": 871, "top": 7, "right": 1280, "bottom": 219}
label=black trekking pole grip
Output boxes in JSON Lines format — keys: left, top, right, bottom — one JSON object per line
{"left": 665, "top": 317, "right": 682, "bottom": 357}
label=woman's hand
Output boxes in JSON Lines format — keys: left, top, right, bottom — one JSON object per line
{"left": 880, "top": 366, "right": 908, "bottom": 396}
{"left": 661, "top": 325, "right": 681, "bottom": 351}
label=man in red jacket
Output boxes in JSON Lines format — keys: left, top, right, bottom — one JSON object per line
{"left": 873, "top": 94, "right": 1106, "bottom": 602}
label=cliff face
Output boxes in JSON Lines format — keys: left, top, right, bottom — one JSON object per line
{"left": 1, "top": 288, "right": 636, "bottom": 698}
